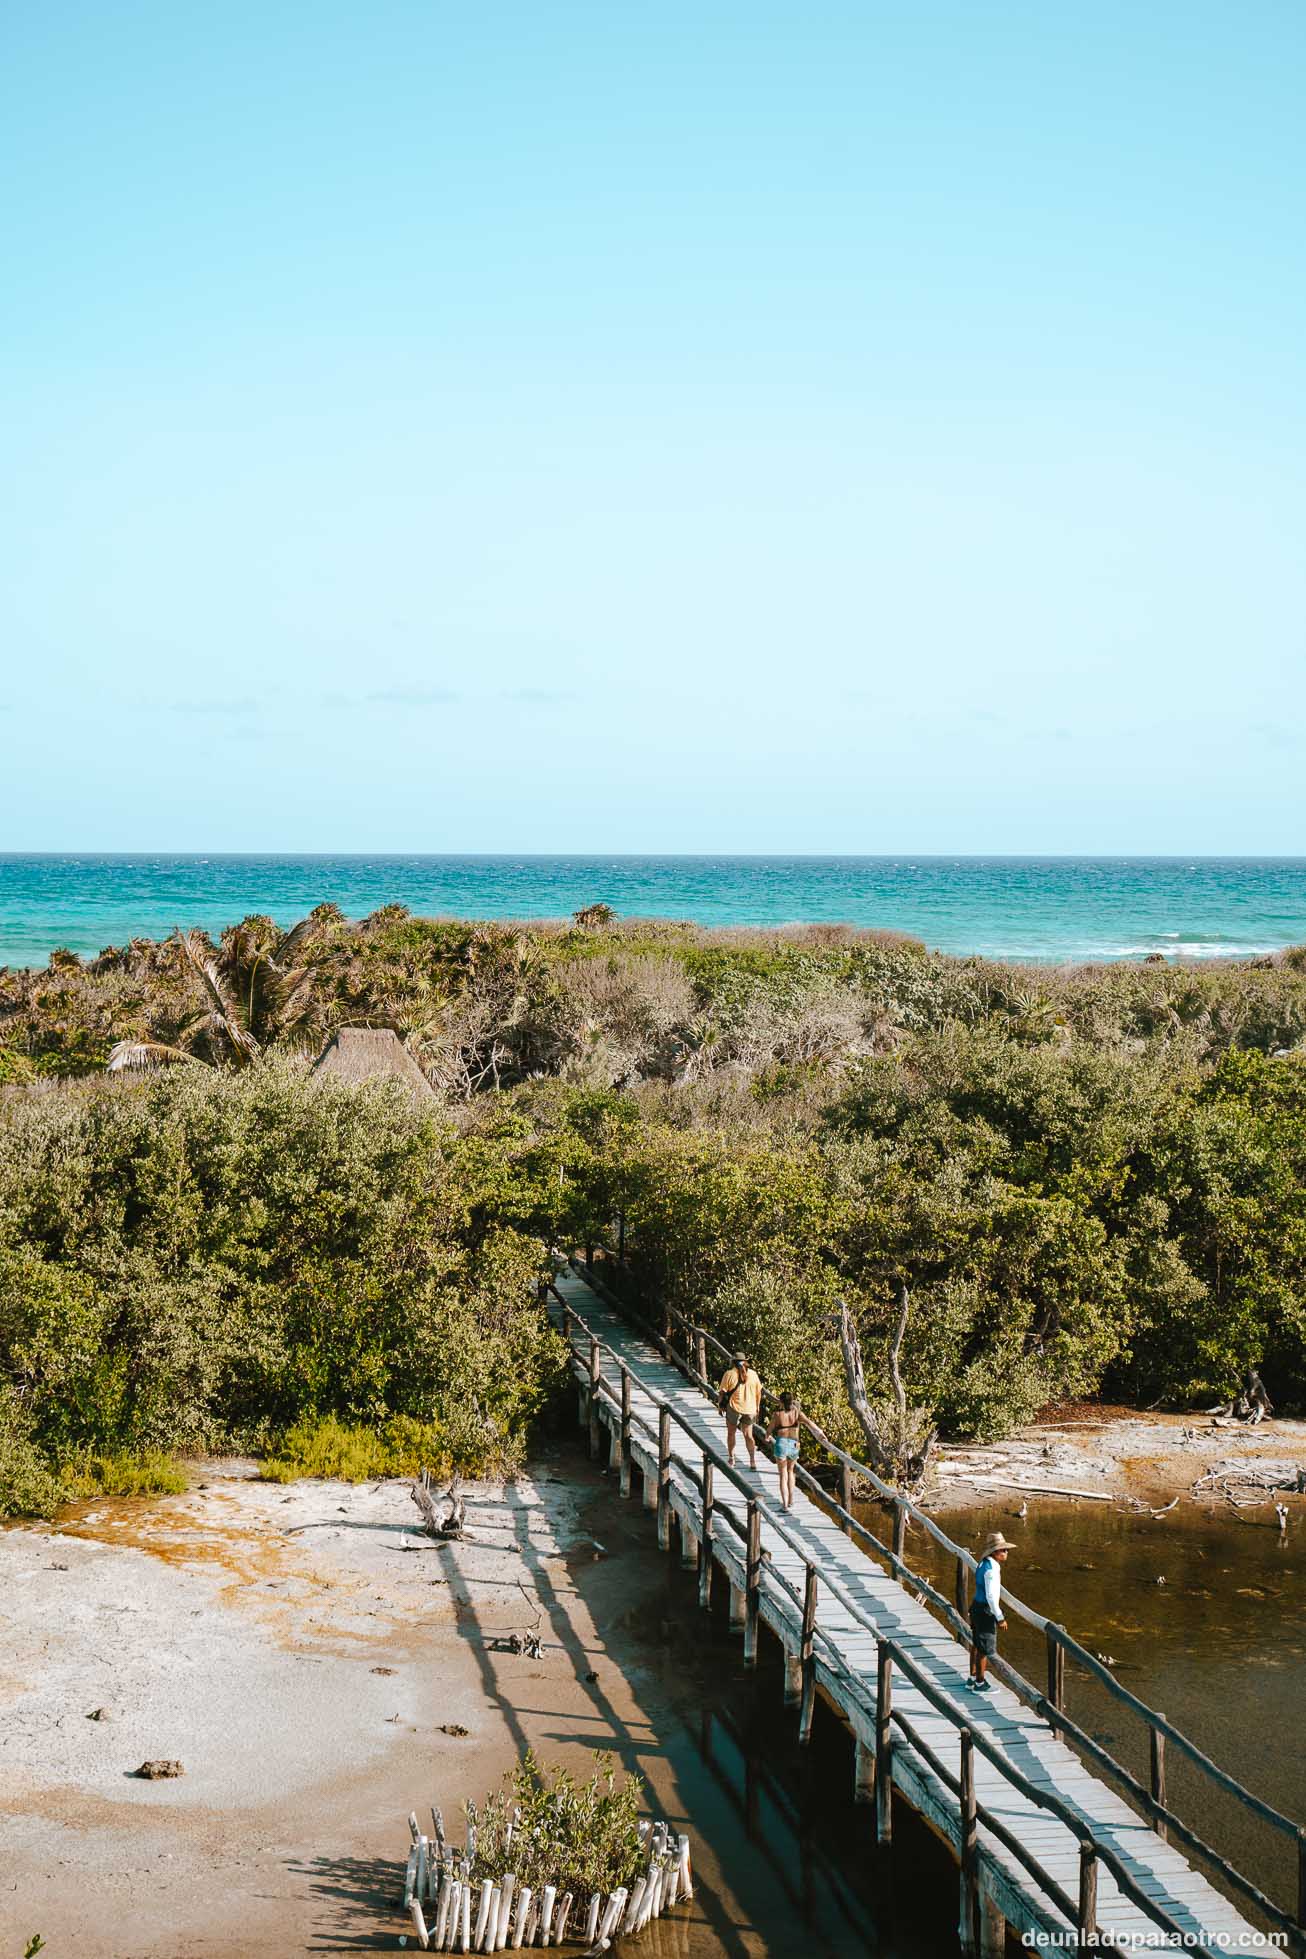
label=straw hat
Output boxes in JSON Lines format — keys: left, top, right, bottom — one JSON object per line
{"left": 733, "top": 1350, "right": 748, "bottom": 1366}
{"left": 982, "top": 1531, "right": 1016, "bottom": 1555}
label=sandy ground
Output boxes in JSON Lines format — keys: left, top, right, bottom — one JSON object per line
{"left": 927, "top": 1406, "right": 1306, "bottom": 1514}
{"left": 1, "top": 1449, "right": 807, "bottom": 1959}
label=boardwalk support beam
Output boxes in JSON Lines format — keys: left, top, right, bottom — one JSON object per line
{"left": 978, "top": 1887, "right": 1006, "bottom": 1959}
{"left": 657, "top": 1409, "right": 672, "bottom": 1552}
{"left": 875, "top": 1646, "right": 893, "bottom": 1846}
{"left": 959, "top": 1729, "right": 978, "bottom": 1958}
{"left": 588, "top": 1338, "right": 601, "bottom": 1459}
{"left": 619, "top": 1367, "right": 633, "bottom": 1497}
{"left": 798, "top": 1566, "right": 818, "bottom": 1744}
{"left": 1079, "top": 1842, "right": 1099, "bottom": 1946}
{"left": 1046, "top": 1622, "right": 1065, "bottom": 1711}
{"left": 744, "top": 1499, "right": 761, "bottom": 1665}
{"left": 698, "top": 1455, "right": 714, "bottom": 1609}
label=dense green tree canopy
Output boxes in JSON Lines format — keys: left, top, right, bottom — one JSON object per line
{"left": 3, "top": 916, "right": 1305, "bottom": 1512}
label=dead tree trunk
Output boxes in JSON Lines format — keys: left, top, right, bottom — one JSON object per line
{"left": 838, "top": 1297, "right": 897, "bottom": 1479}
{"left": 886, "top": 1283, "right": 910, "bottom": 1433}
{"left": 837, "top": 1291, "right": 937, "bottom": 1492}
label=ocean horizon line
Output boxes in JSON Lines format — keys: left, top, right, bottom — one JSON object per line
{"left": 4, "top": 851, "right": 1306, "bottom": 865}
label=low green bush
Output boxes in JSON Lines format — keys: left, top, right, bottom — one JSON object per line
{"left": 466, "top": 1754, "right": 644, "bottom": 1901}
{"left": 260, "top": 1413, "right": 455, "bottom": 1483}
{"left": 57, "top": 1450, "right": 189, "bottom": 1499}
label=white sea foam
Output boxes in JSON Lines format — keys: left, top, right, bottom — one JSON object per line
{"left": 1102, "top": 943, "right": 1275, "bottom": 960}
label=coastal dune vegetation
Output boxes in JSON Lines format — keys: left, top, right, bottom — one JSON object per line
{"left": 2, "top": 906, "right": 1305, "bottom": 1514}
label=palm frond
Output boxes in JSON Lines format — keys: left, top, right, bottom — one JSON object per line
{"left": 107, "top": 1040, "right": 203, "bottom": 1074}
{"left": 173, "top": 931, "right": 260, "bottom": 1063}
{"left": 274, "top": 915, "right": 323, "bottom": 964}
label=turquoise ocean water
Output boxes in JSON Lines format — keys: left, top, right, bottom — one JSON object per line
{"left": 2, "top": 856, "right": 1305, "bottom": 970}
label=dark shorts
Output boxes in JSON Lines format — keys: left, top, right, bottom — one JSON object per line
{"left": 970, "top": 1604, "right": 998, "bottom": 1657}
{"left": 726, "top": 1409, "right": 754, "bottom": 1430}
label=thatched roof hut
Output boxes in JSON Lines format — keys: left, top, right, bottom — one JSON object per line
{"left": 311, "top": 1027, "right": 436, "bottom": 1102}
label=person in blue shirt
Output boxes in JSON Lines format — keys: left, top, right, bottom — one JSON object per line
{"left": 967, "top": 1531, "right": 1014, "bottom": 1693}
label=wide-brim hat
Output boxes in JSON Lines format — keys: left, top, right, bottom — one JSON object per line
{"left": 982, "top": 1531, "right": 1016, "bottom": 1555}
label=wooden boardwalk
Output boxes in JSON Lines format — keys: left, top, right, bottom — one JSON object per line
{"left": 551, "top": 1267, "right": 1268, "bottom": 1955}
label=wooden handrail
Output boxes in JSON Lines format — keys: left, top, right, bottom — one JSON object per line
{"left": 575, "top": 1237, "right": 1305, "bottom": 1869}
{"left": 1037, "top": 1695, "right": 1304, "bottom": 1941}
{"left": 890, "top": 1705, "right": 1080, "bottom": 1931}
{"left": 882, "top": 1641, "right": 1192, "bottom": 1945}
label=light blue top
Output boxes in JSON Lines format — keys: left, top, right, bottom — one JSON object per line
{"left": 975, "top": 1554, "right": 1003, "bottom": 1616}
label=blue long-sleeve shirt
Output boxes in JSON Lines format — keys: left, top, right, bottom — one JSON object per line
{"left": 974, "top": 1555, "right": 1002, "bottom": 1617}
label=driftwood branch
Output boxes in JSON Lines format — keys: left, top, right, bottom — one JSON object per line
{"left": 1190, "top": 1461, "right": 1305, "bottom": 1510}
{"left": 411, "top": 1469, "right": 466, "bottom": 1540}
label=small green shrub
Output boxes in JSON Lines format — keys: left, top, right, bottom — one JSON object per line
{"left": 58, "top": 1450, "right": 189, "bottom": 1499}
{"left": 260, "top": 1413, "right": 455, "bottom": 1483}
{"left": 466, "top": 1753, "right": 644, "bottom": 1900}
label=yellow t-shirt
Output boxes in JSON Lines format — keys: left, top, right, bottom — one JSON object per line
{"left": 719, "top": 1366, "right": 762, "bottom": 1419}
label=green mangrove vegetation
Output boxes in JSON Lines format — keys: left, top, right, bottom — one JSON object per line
{"left": 2, "top": 908, "right": 1305, "bottom": 1514}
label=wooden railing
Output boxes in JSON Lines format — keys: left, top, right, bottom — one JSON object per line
{"left": 567, "top": 1234, "right": 1306, "bottom": 1949}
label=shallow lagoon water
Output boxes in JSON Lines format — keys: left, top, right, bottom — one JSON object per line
{"left": 915, "top": 1498, "right": 1306, "bottom": 1921}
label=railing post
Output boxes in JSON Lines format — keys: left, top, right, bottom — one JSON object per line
{"left": 799, "top": 1566, "right": 818, "bottom": 1744}
{"left": 698, "top": 1454, "right": 714, "bottom": 1609}
{"left": 694, "top": 1330, "right": 706, "bottom": 1385}
{"left": 875, "top": 1645, "right": 893, "bottom": 1845}
{"left": 588, "top": 1338, "right": 602, "bottom": 1458}
{"left": 892, "top": 1497, "right": 907, "bottom": 1565}
{"left": 744, "top": 1498, "right": 761, "bottom": 1666}
{"left": 1046, "top": 1623, "right": 1065, "bottom": 1711}
{"left": 585, "top": 1240, "right": 594, "bottom": 1274}
{"left": 657, "top": 1408, "right": 672, "bottom": 1552}
{"left": 1150, "top": 1719, "right": 1167, "bottom": 1840}
{"left": 561, "top": 1302, "right": 572, "bottom": 1341}
{"left": 959, "top": 1728, "right": 978, "bottom": 1957}
{"left": 619, "top": 1367, "right": 632, "bottom": 1497}
{"left": 617, "top": 1211, "right": 625, "bottom": 1265}
{"left": 840, "top": 1460, "right": 854, "bottom": 1539}
{"left": 1078, "top": 1841, "right": 1098, "bottom": 1944}
{"left": 955, "top": 1552, "right": 968, "bottom": 1622}
{"left": 1296, "top": 1828, "right": 1306, "bottom": 1938}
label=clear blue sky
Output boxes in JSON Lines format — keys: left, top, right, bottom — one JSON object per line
{"left": 3, "top": 2, "right": 1304, "bottom": 853}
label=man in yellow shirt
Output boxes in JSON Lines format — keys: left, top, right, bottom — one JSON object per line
{"left": 718, "top": 1350, "right": 762, "bottom": 1471}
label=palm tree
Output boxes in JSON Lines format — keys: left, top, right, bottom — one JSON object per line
{"left": 107, "top": 912, "right": 332, "bottom": 1072}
